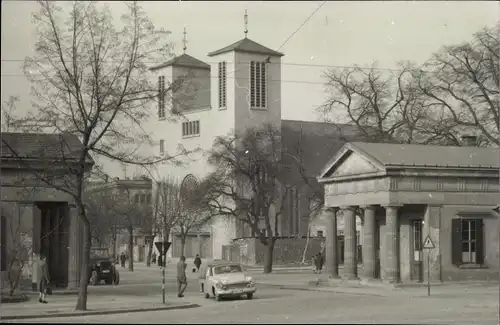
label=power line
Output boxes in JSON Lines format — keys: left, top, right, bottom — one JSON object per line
{"left": 276, "top": 1, "right": 327, "bottom": 52}
{"left": 0, "top": 60, "right": 407, "bottom": 73}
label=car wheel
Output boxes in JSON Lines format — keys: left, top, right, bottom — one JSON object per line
{"left": 212, "top": 287, "right": 221, "bottom": 301}
{"left": 247, "top": 293, "right": 253, "bottom": 300}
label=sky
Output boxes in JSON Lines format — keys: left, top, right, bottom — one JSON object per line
{"left": 1, "top": 1, "right": 499, "bottom": 123}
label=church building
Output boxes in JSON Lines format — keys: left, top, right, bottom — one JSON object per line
{"left": 144, "top": 18, "right": 371, "bottom": 260}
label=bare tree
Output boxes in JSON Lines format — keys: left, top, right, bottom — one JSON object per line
{"left": 151, "top": 176, "right": 183, "bottom": 263}
{"left": 84, "top": 186, "right": 123, "bottom": 259}
{"left": 1, "top": 96, "right": 19, "bottom": 132}
{"left": 113, "top": 187, "right": 151, "bottom": 272}
{"left": 175, "top": 176, "right": 214, "bottom": 257}
{"left": 320, "top": 61, "right": 459, "bottom": 145}
{"left": 202, "top": 124, "right": 291, "bottom": 274}
{"left": 2, "top": 1, "right": 190, "bottom": 310}
{"left": 416, "top": 23, "right": 500, "bottom": 146}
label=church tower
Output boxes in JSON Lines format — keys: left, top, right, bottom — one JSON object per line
{"left": 207, "top": 10, "right": 284, "bottom": 136}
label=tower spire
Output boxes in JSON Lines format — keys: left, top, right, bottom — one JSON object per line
{"left": 244, "top": 9, "right": 248, "bottom": 38}
{"left": 182, "top": 27, "right": 187, "bottom": 53}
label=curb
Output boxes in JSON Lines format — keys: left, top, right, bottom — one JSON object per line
{"left": 0, "top": 303, "right": 200, "bottom": 320}
{"left": 1, "top": 294, "right": 31, "bottom": 304}
{"left": 21, "top": 290, "right": 80, "bottom": 296}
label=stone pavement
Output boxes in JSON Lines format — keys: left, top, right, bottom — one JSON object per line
{"left": 0, "top": 294, "right": 198, "bottom": 321}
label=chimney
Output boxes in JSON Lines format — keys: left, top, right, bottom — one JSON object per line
{"left": 461, "top": 135, "right": 477, "bottom": 147}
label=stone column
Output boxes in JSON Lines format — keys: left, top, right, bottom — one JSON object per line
{"left": 384, "top": 205, "right": 401, "bottom": 283}
{"left": 361, "top": 205, "right": 377, "bottom": 279}
{"left": 324, "top": 207, "right": 340, "bottom": 278}
{"left": 67, "top": 205, "right": 83, "bottom": 289}
{"left": 342, "top": 206, "right": 358, "bottom": 280}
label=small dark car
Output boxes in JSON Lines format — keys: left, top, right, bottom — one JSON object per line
{"left": 89, "top": 257, "right": 120, "bottom": 285}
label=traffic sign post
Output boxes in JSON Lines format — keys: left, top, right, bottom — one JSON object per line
{"left": 154, "top": 241, "right": 172, "bottom": 304}
{"left": 422, "top": 235, "right": 435, "bottom": 297}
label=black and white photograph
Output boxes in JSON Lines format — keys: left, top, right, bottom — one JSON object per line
{"left": 0, "top": 1, "right": 499, "bottom": 324}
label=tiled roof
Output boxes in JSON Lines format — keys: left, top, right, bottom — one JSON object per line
{"left": 281, "top": 120, "right": 380, "bottom": 186}
{"left": 350, "top": 142, "right": 500, "bottom": 168}
{"left": 1, "top": 132, "right": 91, "bottom": 161}
{"left": 149, "top": 53, "right": 210, "bottom": 71}
{"left": 208, "top": 38, "right": 284, "bottom": 57}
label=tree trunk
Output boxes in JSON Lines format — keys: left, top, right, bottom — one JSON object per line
{"left": 75, "top": 214, "right": 91, "bottom": 311}
{"left": 263, "top": 240, "right": 276, "bottom": 274}
{"left": 128, "top": 226, "right": 134, "bottom": 271}
{"left": 180, "top": 235, "right": 186, "bottom": 257}
{"left": 111, "top": 228, "right": 117, "bottom": 263}
{"left": 301, "top": 223, "right": 312, "bottom": 265}
{"left": 146, "top": 235, "right": 154, "bottom": 267}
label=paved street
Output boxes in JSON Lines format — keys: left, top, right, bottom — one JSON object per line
{"left": 6, "top": 285, "right": 499, "bottom": 324}
{"left": 2, "top": 262, "right": 499, "bottom": 324}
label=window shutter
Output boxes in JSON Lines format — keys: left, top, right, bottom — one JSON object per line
{"left": 451, "top": 218, "right": 462, "bottom": 266}
{"left": 475, "top": 218, "right": 484, "bottom": 265}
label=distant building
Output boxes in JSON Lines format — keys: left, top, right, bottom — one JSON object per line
{"left": 86, "top": 176, "right": 153, "bottom": 262}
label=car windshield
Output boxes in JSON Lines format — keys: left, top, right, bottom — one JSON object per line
{"left": 213, "top": 264, "right": 243, "bottom": 274}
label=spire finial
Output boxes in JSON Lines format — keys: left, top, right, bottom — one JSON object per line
{"left": 244, "top": 9, "right": 248, "bottom": 38}
{"left": 182, "top": 27, "right": 187, "bottom": 53}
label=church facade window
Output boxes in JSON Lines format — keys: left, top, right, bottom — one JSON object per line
{"left": 158, "top": 75, "right": 166, "bottom": 119}
{"left": 182, "top": 120, "right": 200, "bottom": 137}
{"left": 250, "top": 61, "right": 267, "bottom": 109}
{"left": 218, "top": 61, "right": 227, "bottom": 108}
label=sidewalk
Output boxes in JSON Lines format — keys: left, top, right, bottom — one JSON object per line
{"left": 250, "top": 272, "right": 500, "bottom": 298}
{"left": 0, "top": 294, "right": 199, "bottom": 321}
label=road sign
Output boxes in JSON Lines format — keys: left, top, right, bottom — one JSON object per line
{"left": 154, "top": 241, "right": 172, "bottom": 255}
{"left": 423, "top": 236, "right": 435, "bottom": 249}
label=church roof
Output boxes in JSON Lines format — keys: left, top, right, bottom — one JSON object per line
{"left": 208, "top": 38, "right": 284, "bottom": 57}
{"left": 280, "top": 120, "right": 379, "bottom": 188}
{"left": 149, "top": 53, "right": 210, "bottom": 71}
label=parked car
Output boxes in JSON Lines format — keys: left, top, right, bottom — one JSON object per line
{"left": 89, "top": 256, "right": 119, "bottom": 285}
{"left": 200, "top": 261, "right": 256, "bottom": 301}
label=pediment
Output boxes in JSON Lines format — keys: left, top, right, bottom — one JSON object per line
{"left": 318, "top": 143, "right": 385, "bottom": 180}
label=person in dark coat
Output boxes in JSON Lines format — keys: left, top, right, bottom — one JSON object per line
{"left": 315, "top": 252, "right": 324, "bottom": 274}
{"left": 120, "top": 252, "right": 126, "bottom": 268}
{"left": 194, "top": 254, "right": 202, "bottom": 272}
{"left": 158, "top": 254, "right": 163, "bottom": 267}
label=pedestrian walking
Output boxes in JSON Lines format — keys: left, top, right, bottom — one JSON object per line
{"left": 315, "top": 252, "right": 324, "bottom": 274}
{"left": 194, "top": 254, "right": 202, "bottom": 272}
{"left": 177, "top": 256, "right": 188, "bottom": 298}
{"left": 34, "top": 253, "right": 50, "bottom": 303}
{"left": 158, "top": 254, "right": 163, "bottom": 267}
{"left": 152, "top": 252, "right": 157, "bottom": 264}
{"left": 120, "top": 252, "right": 126, "bottom": 268}
{"left": 312, "top": 254, "right": 317, "bottom": 274}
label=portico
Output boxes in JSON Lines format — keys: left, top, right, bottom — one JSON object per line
{"left": 318, "top": 142, "right": 500, "bottom": 284}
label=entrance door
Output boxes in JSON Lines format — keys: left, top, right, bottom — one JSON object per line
{"left": 39, "top": 202, "right": 69, "bottom": 287}
{"left": 410, "top": 220, "right": 424, "bottom": 282}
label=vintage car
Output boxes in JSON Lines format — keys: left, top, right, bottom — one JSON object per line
{"left": 200, "top": 261, "right": 256, "bottom": 301}
{"left": 89, "top": 249, "right": 120, "bottom": 285}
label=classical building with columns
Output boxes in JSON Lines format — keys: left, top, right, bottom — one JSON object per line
{"left": 1, "top": 133, "right": 92, "bottom": 290}
{"left": 318, "top": 141, "right": 499, "bottom": 283}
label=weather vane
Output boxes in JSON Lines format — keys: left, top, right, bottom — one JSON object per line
{"left": 244, "top": 9, "right": 248, "bottom": 38}
{"left": 182, "top": 27, "right": 187, "bottom": 53}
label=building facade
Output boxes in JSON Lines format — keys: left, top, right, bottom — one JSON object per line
{"left": 0, "top": 133, "right": 92, "bottom": 290}
{"left": 318, "top": 141, "right": 499, "bottom": 283}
